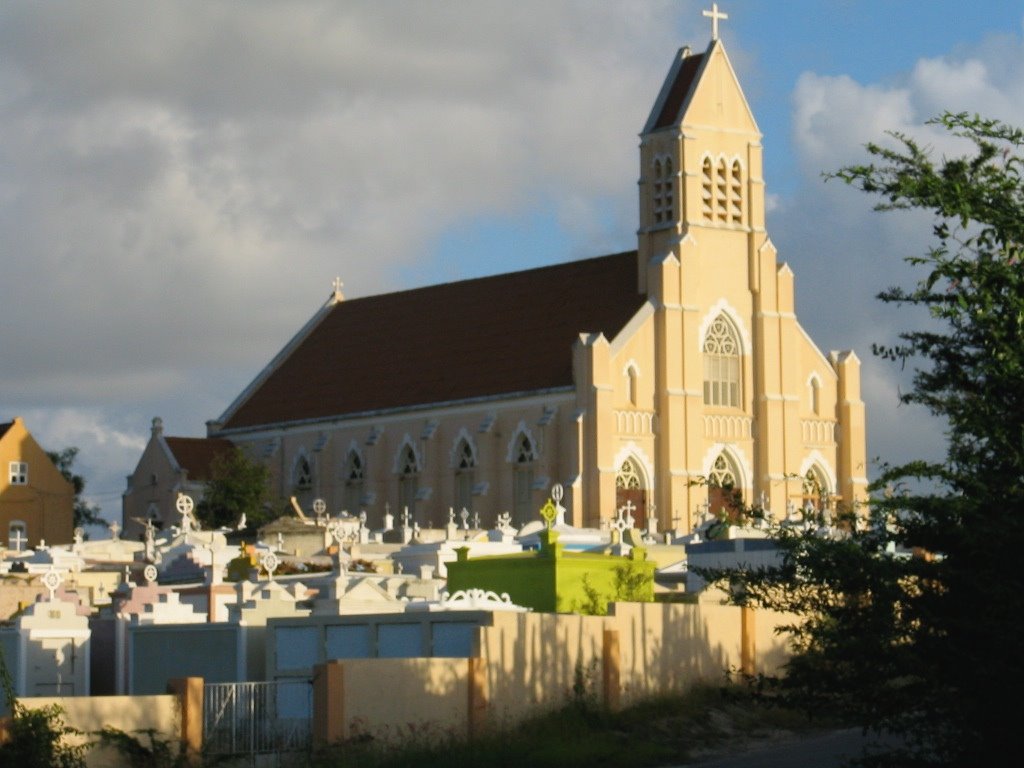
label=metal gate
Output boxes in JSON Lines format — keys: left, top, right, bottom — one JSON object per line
{"left": 203, "top": 679, "right": 312, "bottom": 760}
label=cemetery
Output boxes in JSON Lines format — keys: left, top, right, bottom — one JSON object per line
{"left": 0, "top": 476, "right": 847, "bottom": 764}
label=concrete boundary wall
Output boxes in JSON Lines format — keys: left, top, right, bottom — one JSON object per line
{"left": 313, "top": 602, "right": 795, "bottom": 745}
{"left": 6, "top": 692, "right": 185, "bottom": 768}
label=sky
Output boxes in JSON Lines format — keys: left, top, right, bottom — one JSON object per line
{"left": 3, "top": 0, "right": 1023, "bottom": 524}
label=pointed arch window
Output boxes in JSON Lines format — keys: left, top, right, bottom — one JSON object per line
{"left": 626, "top": 365, "right": 639, "bottom": 407}
{"left": 730, "top": 160, "right": 743, "bottom": 223}
{"left": 512, "top": 433, "right": 537, "bottom": 523}
{"left": 652, "top": 158, "right": 674, "bottom": 224}
{"left": 292, "top": 455, "right": 312, "bottom": 491}
{"left": 803, "top": 467, "right": 829, "bottom": 511}
{"left": 809, "top": 376, "right": 821, "bottom": 416}
{"left": 454, "top": 438, "right": 476, "bottom": 513}
{"left": 344, "top": 450, "right": 364, "bottom": 514}
{"left": 398, "top": 444, "right": 419, "bottom": 520}
{"left": 701, "top": 157, "right": 714, "bottom": 221}
{"left": 703, "top": 314, "right": 741, "bottom": 408}
{"left": 715, "top": 158, "right": 729, "bottom": 221}
{"left": 708, "top": 452, "right": 741, "bottom": 518}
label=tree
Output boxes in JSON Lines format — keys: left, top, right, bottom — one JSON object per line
{"left": 708, "top": 114, "right": 1024, "bottom": 766}
{"left": 46, "top": 447, "right": 102, "bottom": 529}
{"left": 195, "top": 447, "right": 273, "bottom": 530}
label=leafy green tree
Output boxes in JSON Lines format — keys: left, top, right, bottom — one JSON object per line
{"left": 195, "top": 447, "right": 273, "bottom": 530}
{"left": 708, "top": 113, "right": 1024, "bottom": 766}
{"left": 46, "top": 447, "right": 102, "bottom": 529}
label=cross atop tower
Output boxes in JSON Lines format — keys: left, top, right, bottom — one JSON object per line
{"left": 702, "top": 3, "right": 729, "bottom": 41}
{"left": 331, "top": 277, "right": 345, "bottom": 300}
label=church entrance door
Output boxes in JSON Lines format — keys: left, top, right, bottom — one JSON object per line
{"left": 615, "top": 458, "right": 647, "bottom": 529}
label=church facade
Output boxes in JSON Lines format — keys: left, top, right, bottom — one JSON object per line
{"left": 207, "top": 33, "right": 867, "bottom": 533}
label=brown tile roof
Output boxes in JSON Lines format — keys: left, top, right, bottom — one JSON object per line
{"left": 221, "top": 251, "right": 646, "bottom": 431}
{"left": 652, "top": 52, "right": 704, "bottom": 130}
{"left": 164, "top": 437, "right": 235, "bottom": 481}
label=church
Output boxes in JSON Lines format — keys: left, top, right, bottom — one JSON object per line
{"left": 206, "top": 19, "right": 867, "bottom": 534}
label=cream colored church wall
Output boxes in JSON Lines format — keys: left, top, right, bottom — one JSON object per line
{"left": 251, "top": 391, "right": 580, "bottom": 530}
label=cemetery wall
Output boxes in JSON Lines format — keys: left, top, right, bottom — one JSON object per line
{"left": 12, "top": 693, "right": 180, "bottom": 768}
{"left": 314, "top": 602, "right": 796, "bottom": 742}
{"left": 338, "top": 657, "right": 471, "bottom": 741}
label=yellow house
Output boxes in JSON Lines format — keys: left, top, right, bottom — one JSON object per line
{"left": 0, "top": 417, "right": 75, "bottom": 550}
{"left": 207, "top": 31, "right": 867, "bottom": 533}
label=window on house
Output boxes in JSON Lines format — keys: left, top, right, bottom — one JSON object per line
{"left": 345, "top": 451, "right": 364, "bottom": 514}
{"left": 398, "top": 444, "right": 419, "bottom": 519}
{"left": 703, "top": 314, "right": 741, "bottom": 408}
{"left": 8, "top": 521, "right": 27, "bottom": 552}
{"left": 512, "top": 433, "right": 537, "bottom": 523}
{"left": 9, "top": 462, "right": 27, "bottom": 485}
{"left": 454, "top": 438, "right": 476, "bottom": 514}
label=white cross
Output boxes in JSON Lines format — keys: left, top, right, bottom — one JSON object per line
{"left": 108, "top": 520, "right": 121, "bottom": 540}
{"left": 332, "top": 277, "right": 344, "bottom": 298}
{"left": 703, "top": 3, "right": 729, "bottom": 40}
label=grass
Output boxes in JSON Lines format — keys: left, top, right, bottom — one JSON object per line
{"left": 307, "top": 681, "right": 844, "bottom": 768}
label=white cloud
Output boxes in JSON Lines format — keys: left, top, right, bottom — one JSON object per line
{"left": 777, "top": 26, "right": 1024, "bottom": 468}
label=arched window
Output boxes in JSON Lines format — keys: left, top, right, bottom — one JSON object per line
{"left": 652, "top": 159, "right": 664, "bottom": 223}
{"left": 344, "top": 450, "right": 364, "bottom": 514}
{"left": 701, "top": 157, "right": 714, "bottom": 221}
{"left": 292, "top": 455, "right": 312, "bottom": 491}
{"left": 454, "top": 438, "right": 475, "bottom": 513}
{"left": 512, "top": 433, "right": 537, "bottom": 523}
{"left": 626, "top": 365, "right": 639, "bottom": 407}
{"left": 730, "top": 160, "right": 743, "bottom": 223}
{"left": 8, "top": 521, "right": 27, "bottom": 552}
{"left": 703, "top": 314, "right": 741, "bottom": 408}
{"left": 803, "top": 467, "right": 829, "bottom": 511}
{"left": 664, "top": 158, "right": 674, "bottom": 218}
{"left": 809, "top": 376, "right": 821, "bottom": 416}
{"left": 715, "top": 158, "right": 728, "bottom": 221}
{"left": 708, "top": 452, "right": 741, "bottom": 518}
{"left": 398, "top": 444, "right": 419, "bottom": 520}
{"left": 615, "top": 457, "right": 648, "bottom": 528}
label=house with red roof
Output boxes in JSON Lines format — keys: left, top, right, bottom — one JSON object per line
{"left": 121, "top": 417, "right": 235, "bottom": 540}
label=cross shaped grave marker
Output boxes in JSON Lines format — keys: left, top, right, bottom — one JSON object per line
{"left": 42, "top": 567, "right": 64, "bottom": 602}
{"left": 460, "top": 508, "right": 470, "bottom": 529}
{"left": 143, "top": 564, "right": 158, "bottom": 585}
{"left": 260, "top": 551, "right": 280, "bottom": 582}
{"left": 313, "top": 498, "right": 327, "bottom": 523}
{"left": 176, "top": 493, "right": 196, "bottom": 533}
{"left": 108, "top": 520, "right": 121, "bottom": 540}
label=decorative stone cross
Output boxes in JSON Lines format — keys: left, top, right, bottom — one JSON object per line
{"left": 496, "top": 511, "right": 513, "bottom": 534}
{"left": 332, "top": 277, "right": 344, "bottom": 299}
{"left": 472, "top": 511, "right": 480, "bottom": 530}
{"left": 42, "top": 567, "right": 64, "bottom": 602}
{"left": 176, "top": 493, "right": 196, "bottom": 533}
{"left": 73, "top": 527, "right": 84, "bottom": 547}
{"left": 358, "top": 510, "right": 367, "bottom": 529}
{"left": 143, "top": 564, "right": 158, "bottom": 585}
{"left": 460, "top": 508, "right": 469, "bottom": 529}
{"left": 108, "top": 520, "right": 121, "bottom": 540}
{"left": 313, "top": 498, "right": 327, "bottom": 522}
{"left": 703, "top": 3, "right": 729, "bottom": 40}
{"left": 401, "top": 507, "right": 412, "bottom": 529}
{"left": 617, "top": 499, "right": 637, "bottom": 529}
{"left": 260, "top": 551, "right": 280, "bottom": 582}
{"left": 448, "top": 508, "right": 456, "bottom": 526}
